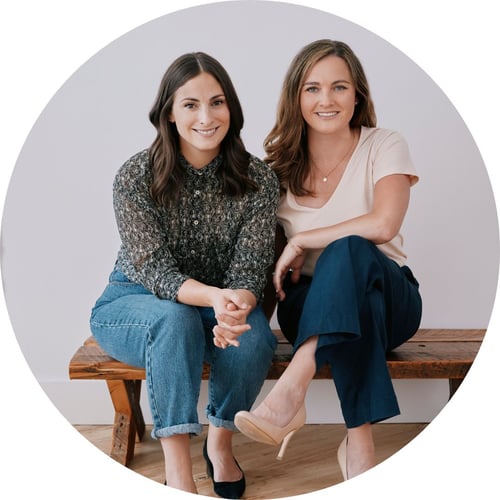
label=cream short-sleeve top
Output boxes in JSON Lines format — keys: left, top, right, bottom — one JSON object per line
{"left": 278, "top": 127, "right": 419, "bottom": 276}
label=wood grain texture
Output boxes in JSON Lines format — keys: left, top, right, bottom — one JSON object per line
{"left": 69, "top": 328, "right": 484, "bottom": 466}
{"left": 75, "top": 423, "right": 427, "bottom": 498}
{"left": 69, "top": 329, "right": 485, "bottom": 381}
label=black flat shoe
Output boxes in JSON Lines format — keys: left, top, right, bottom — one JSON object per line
{"left": 203, "top": 438, "right": 246, "bottom": 499}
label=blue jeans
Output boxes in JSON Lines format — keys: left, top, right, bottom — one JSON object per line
{"left": 277, "top": 236, "right": 422, "bottom": 428}
{"left": 90, "top": 269, "right": 277, "bottom": 439}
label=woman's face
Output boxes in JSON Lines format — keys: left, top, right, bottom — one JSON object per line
{"left": 169, "top": 71, "right": 230, "bottom": 168}
{"left": 300, "top": 55, "right": 357, "bottom": 137}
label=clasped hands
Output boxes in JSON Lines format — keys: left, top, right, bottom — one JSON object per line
{"left": 212, "top": 240, "right": 305, "bottom": 349}
{"left": 212, "top": 289, "right": 255, "bottom": 349}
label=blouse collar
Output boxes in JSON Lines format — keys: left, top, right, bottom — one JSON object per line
{"left": 180, "top": 154, "right": 222, "bottom": 178}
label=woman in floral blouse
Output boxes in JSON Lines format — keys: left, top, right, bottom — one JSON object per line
{"left": 90, "top": 52, "right": 279, "bottom": 497}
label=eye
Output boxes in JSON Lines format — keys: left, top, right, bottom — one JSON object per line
{"left": 304, "top": 86, "right": 319, "bottom": 93}
{"left": 183, "top": 102, "right": 197, "bottom": 109}
{"left": 212, "top": 98, "right": 226, "bottom": 107}
{"left": 333, "top": 85, "right": 348, "bottom": 92}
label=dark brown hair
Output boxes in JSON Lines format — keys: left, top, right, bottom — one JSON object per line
{"left": 148, "top": 52, "right": 255, "bottom": 206}
{"left": 264, "top": 40, "right": 377, "bottom": 195}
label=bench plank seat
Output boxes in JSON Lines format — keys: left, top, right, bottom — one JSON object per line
{"left": 69, "top": 328, "right": 485, "bottom": 466}
{"left": 70, "top": 329, "right": 484, "bottom": 381}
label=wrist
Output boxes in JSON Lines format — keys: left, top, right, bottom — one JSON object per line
{"left": 178, "top": 279, "right": 220, "bottom": 308}
{"left": 289, "top": 238, "right": 304, "bottom": 255}
{"left": 229, "top": 288, "right": 257, "bottom": 311}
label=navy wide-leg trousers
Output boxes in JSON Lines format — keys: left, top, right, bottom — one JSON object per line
{"left": 277, "top": 235, "right": 422, "bottom": 428}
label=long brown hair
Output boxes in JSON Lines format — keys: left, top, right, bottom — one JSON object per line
{"left": 148, "top": 52, "right": 255, "bottom": 206}
{"left": 264, "top": 40, "right": 377, "bottom": 195}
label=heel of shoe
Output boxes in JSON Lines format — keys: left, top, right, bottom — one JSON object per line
{"left": 202, "top": 438, "right": 246, "bottom": 498}
{"left": 277, "top": 429, "right": 297, "bottom": 461}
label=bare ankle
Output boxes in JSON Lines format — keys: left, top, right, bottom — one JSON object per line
{"left": 161, "top": 434, "right": 197, "bottom": 493}
{"left": 166, "top": 478, "right": 197, "bottom": 494}
{"left": 206, "top": 426, "right": 242, "bottom": 482}
{"left": 346, "top": 424, "right": 376, "bottom": 477}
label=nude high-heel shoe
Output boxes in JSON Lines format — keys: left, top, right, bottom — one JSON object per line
{"left": 337, "top": 435, "right": 348, "bottom": 481}
{"left": 234, "top": 405, "right": 306, "bottom": 460}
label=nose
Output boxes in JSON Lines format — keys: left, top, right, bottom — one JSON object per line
{"left": 319, "top": 88, "right": 334, "bottom": 106}
{"left": 198, "top": 105, "right": 213, "bottom": 125}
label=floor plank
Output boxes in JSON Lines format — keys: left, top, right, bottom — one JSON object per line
{"left": 76, "top": 423, "right": 426, "bottom": 498}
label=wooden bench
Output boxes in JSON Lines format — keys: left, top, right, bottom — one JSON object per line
{"left": 69, "top": 328, "right": 484, "bottom": 466}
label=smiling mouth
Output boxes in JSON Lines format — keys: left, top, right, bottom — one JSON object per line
{"left": 194, "top": 127, "right": 219, "bottom": 137}
{"left": 316, "top": 112, "right": 339, "bottom": 117}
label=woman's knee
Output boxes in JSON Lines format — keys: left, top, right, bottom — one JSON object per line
{"left": 246, "top": 307, "right": 278, "bottom": 351}
{"left": 324, "top": 235, "right": 374, "bottom": 259}
{"left": 91, "top": 295, "right": 191, "bottom": 331}
{"left": 314, "top": 236, "right": 375, "bottom": 274}
{"left": 146, "top": 302, "right": 206, "bottom": 355}
{"left": 90, "top": 297, "right": 202, "bottom": 360}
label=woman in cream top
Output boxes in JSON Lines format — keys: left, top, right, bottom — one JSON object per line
{"left": 235, "top": 40, "right": 422, "bottom": 484}
{"left": 279, "top": 125, "right": 418, "bottom": 276}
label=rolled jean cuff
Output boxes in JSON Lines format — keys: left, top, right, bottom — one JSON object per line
{"left": 206, "top": 414, "right": 237, "bottom": 432}
{"left": 152, "top": 423, "right": 203, "bottom": 440}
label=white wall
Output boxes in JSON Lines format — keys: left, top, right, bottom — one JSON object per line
{"left": 1, "top": 1, "right": 498, "bottom": 428}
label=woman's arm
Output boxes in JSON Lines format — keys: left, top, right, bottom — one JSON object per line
{"left": 210, "top": 159, "right": 280, "bottom": 347}
{"left": 224, "top": 158, "right": 281, "bottom": 301}
{"left": 113, "top": 155, "right": 189, "bottom": 300}
{"left": 273, "top": 174, "right": 411, "bottom": 299}
{"left": 295, "top": 174, "right": 410, "bottom": 249}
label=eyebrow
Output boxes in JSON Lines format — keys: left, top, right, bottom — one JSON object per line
{"left": 303, "top": 79, "right": 351, "bottom": 86}
{"left": 181, "top": 94, "right": 225, "bottom": 102}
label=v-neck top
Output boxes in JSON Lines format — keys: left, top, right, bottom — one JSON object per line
{"left": 278, "top": 127, "right": 418, "bottom": 275}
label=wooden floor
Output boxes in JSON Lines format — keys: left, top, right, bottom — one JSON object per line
{"left": 76, "top": 423, "right": 426, "bottom": 498}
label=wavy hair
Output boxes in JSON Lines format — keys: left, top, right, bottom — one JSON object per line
{"left": 148, "top": 52, "right": 254, "bottom": 206}
{"left": 264, "top": 40, "right": 377, "bottom": 195}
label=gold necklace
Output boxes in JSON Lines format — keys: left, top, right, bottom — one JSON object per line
{"left": 313, "top": 132, "right": 356, "bottom": 183}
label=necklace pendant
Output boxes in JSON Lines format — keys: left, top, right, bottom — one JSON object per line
{"left": 322, "top": 177, "right": 328, "bottom": 183}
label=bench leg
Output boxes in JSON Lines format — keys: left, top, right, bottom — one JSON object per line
{"left": 449, "top": 378, "right": 464, "bottom": 400}
{"left": 130, "top": 380, "right": 146, "bottom": 441}
{"left": 106, "top": 380, "right": 146, "bottom": 466}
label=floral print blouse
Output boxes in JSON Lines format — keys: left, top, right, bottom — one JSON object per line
{"left": 112, "top": 149, "right": 280, "bottom": 302}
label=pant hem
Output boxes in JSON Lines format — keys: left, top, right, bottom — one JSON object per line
{"left": 206, "top": 414, "right": 237, "bottom": 432}
{"left": 152, "top": 423, "right": 203, "bottom": 439}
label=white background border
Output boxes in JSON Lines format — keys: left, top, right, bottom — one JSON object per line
{"left": 1, "top": 1, "right": 498, "bottom": 498}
